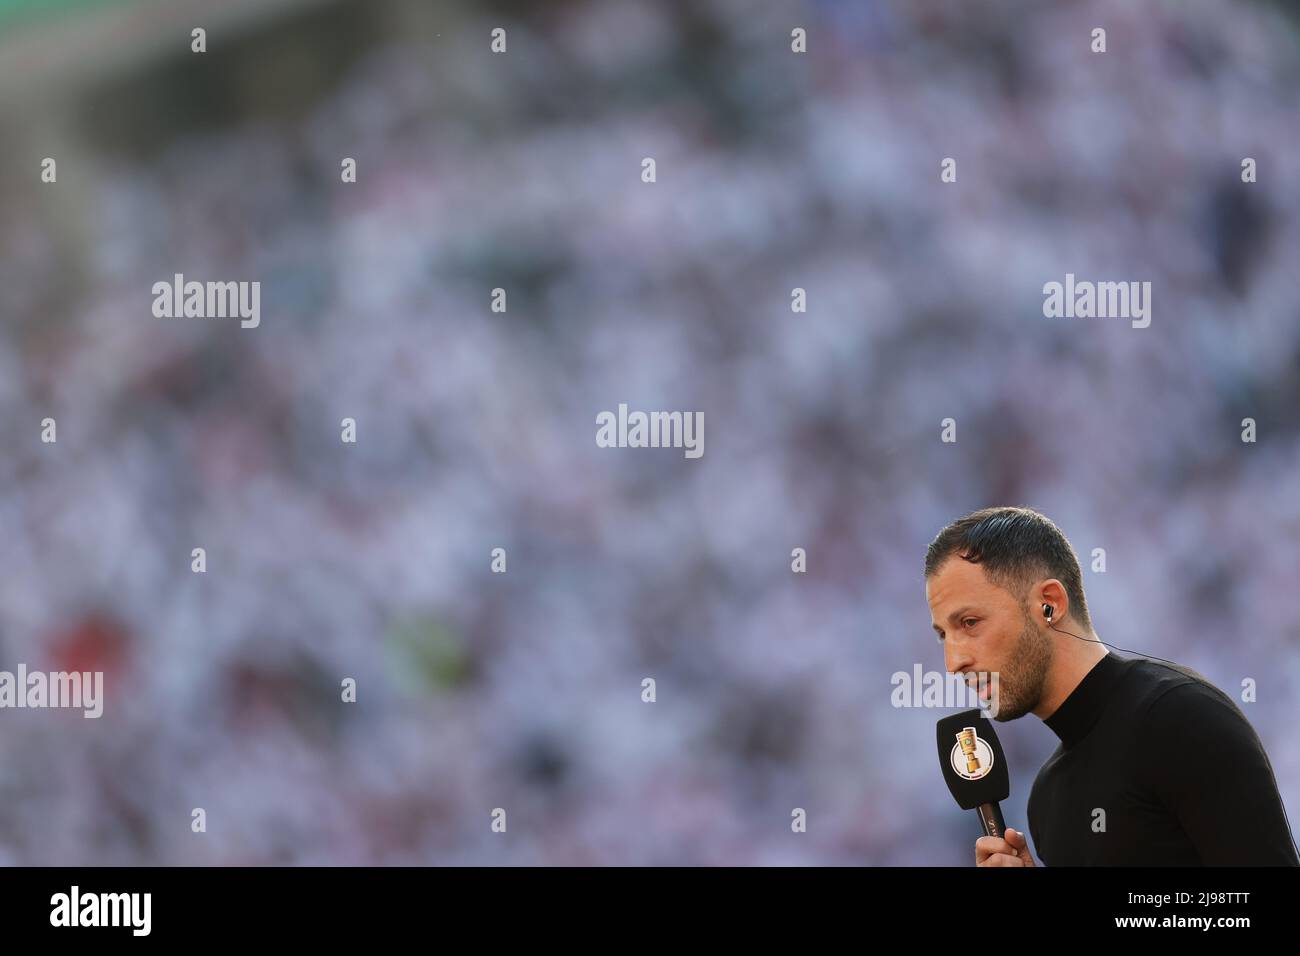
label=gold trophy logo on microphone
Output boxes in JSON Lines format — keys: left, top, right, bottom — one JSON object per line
{"left": 950, "top": 726, "right": 995, "bottom": 781}
{"left": 958, "top": 728, "right": 981, "bottom": 774}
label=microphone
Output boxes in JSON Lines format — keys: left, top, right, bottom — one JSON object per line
{"left": 936, "top": 709, "right": 1011, "bottom": 838}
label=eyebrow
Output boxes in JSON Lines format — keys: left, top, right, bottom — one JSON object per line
{"left": 932, "top": 606, "right": 981, "bottom": 634}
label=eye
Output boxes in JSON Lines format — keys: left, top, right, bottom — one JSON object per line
{"left": 962, "top": 618, "right": 978, "bottom": 629}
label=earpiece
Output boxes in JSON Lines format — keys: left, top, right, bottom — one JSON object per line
{"left": 1041, "top": 602, "right": 1182, "bottom": 666}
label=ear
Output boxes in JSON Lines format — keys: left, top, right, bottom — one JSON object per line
{"left": 1037, "top": 579, "right": 1069, "bottom": 622}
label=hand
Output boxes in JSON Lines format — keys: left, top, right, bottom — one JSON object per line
{"left": 976, "top": 826, "right": 1036, "bottom": 866}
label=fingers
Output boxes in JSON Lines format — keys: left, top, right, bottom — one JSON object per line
{"left": 1004, "top": 827, "right": 1035, "bottom": 866}
{"left": 975, "top": 835, "right": 1015, "bottom": 864}
{"left": 983, "top": 852, "right": 1026, "bottom": 866}
{"left": 976, "top": 831, "right": 1032, "bottom": 867}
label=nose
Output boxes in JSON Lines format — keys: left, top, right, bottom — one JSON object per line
{"left": 944, "top": 644, "right": 975, "bottom": 677}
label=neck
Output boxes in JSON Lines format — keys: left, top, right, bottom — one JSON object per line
{"left": 1032, "top": 627, "right": 1108, "bottom": 720}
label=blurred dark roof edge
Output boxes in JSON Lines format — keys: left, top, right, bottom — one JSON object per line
{"left": 0, "top": 0, "right": 338, "bottom": 118}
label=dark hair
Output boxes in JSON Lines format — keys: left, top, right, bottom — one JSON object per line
{"left": 924, "top": 506, "right": 1092, "bottom": 630}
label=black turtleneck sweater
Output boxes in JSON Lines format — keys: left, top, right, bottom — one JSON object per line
{"left": 1027, "top": 652, "right": 1299, "bottom": 866}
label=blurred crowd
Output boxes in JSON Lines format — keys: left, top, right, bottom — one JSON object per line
{"left": 0, "top": 0, "right": 1297, "bottom": 864}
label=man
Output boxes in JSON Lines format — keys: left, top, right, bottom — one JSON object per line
{"left": 924, "top": 505, "right": 1299, "bottom": 866}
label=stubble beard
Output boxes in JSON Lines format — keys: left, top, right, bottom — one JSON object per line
{"left": 990, "top": 607, "right": 1055, "bottom": 721}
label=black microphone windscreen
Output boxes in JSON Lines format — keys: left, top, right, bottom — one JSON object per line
{"left": 936, "top": 709, "right": 1010, "bottom": 809}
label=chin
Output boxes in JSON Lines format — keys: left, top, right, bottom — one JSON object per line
{"left": 990, "top": 697, "right": 1028, "bottom": 721}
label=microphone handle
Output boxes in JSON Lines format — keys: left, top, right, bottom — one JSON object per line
{"left": 977, "top": 802, "right": 1005, "bottom": 838}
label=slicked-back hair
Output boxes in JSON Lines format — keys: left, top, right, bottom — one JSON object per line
{"left": 924, "top": 506, "right": 1092, "bottom": 631}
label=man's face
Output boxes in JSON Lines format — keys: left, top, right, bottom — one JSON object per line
{"left": 926, "top": 556, "right": 1054, "bottom": 721}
